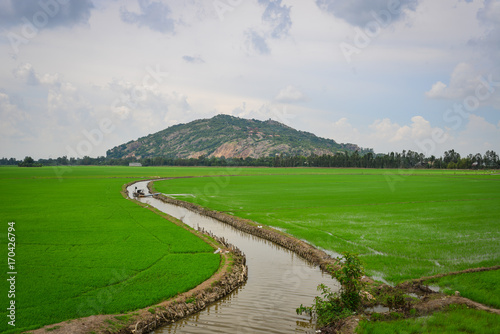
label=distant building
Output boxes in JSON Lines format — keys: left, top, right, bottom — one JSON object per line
{"left": 129, "top": 163, "right": 142, "bottom": 167}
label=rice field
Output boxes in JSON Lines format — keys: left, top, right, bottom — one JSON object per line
{"left": 0, "top": 166, "right": 222, "bottom": 333}
{"left": 356, "top": 305, "right": 500, "bottom": 334}
{"left": 424, "top": 270, "right": 500, "bottom": 308}
{"left": 154, "top": 170, "right": 500, "bottom": 283}
{"left": 1, "top": 166, "right": 498, "bottom": 332}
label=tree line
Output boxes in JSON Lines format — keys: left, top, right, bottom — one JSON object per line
{"left": 4, "top": 149, "right": 499, "bottom": 169}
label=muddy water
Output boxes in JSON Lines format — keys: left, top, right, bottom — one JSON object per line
{"left": 127, "top": 181, "right": 338, "bottom": 334}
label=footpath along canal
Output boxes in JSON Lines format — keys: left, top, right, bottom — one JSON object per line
{"left": 128, "top": 180, "right": 338, "bottom": 334}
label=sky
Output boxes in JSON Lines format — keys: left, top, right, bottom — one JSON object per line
{"left": 0, "top": 0, "right": 499, "bottom": 160}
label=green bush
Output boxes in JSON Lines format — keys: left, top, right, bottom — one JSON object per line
{"left": 297, "top": 252, "right": 365, "bottom": 326}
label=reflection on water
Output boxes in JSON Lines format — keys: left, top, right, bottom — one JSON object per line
{"left": 128, "top": 181, "right": 339, "bottom": 334}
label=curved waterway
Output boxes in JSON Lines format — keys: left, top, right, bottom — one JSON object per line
{"left": 127, "top": 181, "right": 338, "bottom": 334}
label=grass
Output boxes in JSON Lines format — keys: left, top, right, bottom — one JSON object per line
{"left": 0, "top": 166, "right": 223, "bottom": 333}
{"left": 356, "top": 305, "right": 500, "bottom": 333}
{"left": 154, "top": 171, "right": 500, "bottom": 284}
{"left": 1, "top": 166, "right": 498, "bottom": 333}
{"left": 423, "top": 270, "right": 500, "bottom": 308}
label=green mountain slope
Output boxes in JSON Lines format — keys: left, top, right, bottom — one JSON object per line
{"left": 106, "top": 115, "right": 369, "bottom": 159}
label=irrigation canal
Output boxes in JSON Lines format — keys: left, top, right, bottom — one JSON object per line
{"left": 128, "top": 180, "right": 338, "bottom": 334}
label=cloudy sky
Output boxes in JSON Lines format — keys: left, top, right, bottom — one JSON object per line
{"left": 0, "top": 0, "right": 499, "bottom": 159}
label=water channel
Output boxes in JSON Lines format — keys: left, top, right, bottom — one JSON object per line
{"left": 127, "top": 180, "right": 338, "bottom": 334}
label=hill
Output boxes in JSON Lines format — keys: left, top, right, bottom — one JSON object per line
{"left": 106, "top": 115, "right": 370, "bottom": 160}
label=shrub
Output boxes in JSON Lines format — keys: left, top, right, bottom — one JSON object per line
{"left": 297, "top": 252, "right": 365, "bottom": 326}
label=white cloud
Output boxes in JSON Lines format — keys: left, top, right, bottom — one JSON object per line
{"left": 369, "top": 116, "right": 455, "bottom": 155}
{"left": 369, "top": 118, "right": 403, "bottom": 141}
{"left": 107, "top": 77, "right": 192, "bottom": 135}
{"left": 0, "top": 0, "right": 94, "bottom": 29}
{"left": 425, "top": 81, "right": 447, "bottom": 99}
{"left": 331, "top": 117, "right": 361, "bottom": 143}
{"left": 12, "top": 63, "right": 63, "bottom": 87}
{"left": 182, "top": 55, "right": 205, "bottom": 64}
{"left": 274, "top": 85, "right": 306, "bottom": 103}
{"left": 259, "top": 0, "right": 292, "bottom": 39}
{"left": 0, "top": 0, "right": 499, "bottom": 159}
{"left": 12, "top": 64, "right": 92, "bottom": 127}
{"left": 244, "top": 28, "right": 270, "bottom": 55}
{"left": 426, "top": 62, "right": 500, "bottom": 109}
{"left": 329, "top": 115, "right": 500, "bottom": 157}
{"left": 0, "top": 92, "right": 29, "bottom": 138}
{"left": 47, "top": 81, "right": 91, "bottom": 126}
{"left": 243, "top": 0, "right": 292, "bottom": 55}
{"left": 394, "top": 116, "right": 433, "bottom": 142}
{"left": 455, "top": 114, "right": 500, "bottom": 154}
{"left": 12, "top": 63, "right": 39, "bottom": 85}
{"left": 329, "top": 116, "right": 454, "bottom": 156}
{"left": 315, "top": 0, "right": 420, "bottom": 27}
{"left": 426, "top": 62, "right": 477, "bottom": 99}
{"left": 472, "top": 0, "right": 500, "bottom": 63}
{"left": 477, "top": 0, "right": 500, "bottom": 25}
{"left": 120, "top": 0, "right": 176, "bottom": 33}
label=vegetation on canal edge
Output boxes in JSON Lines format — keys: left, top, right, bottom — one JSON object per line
{"left": 297, "top": 252, "right": 365, "bottom": 326}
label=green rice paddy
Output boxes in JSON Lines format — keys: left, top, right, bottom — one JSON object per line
{"left": 356, "top": 305, "right": 500, "bottom": 334}
{"left": 0, "top": 166, "right": 226, "bottom": 333}
{"left": 424, "top": 270, "right": 500, "bottom": 308}
{"left": 154, "top": 170, "right": 500, "bottom": 283}
{"left": 1, "top": 166, "right": 498, "bottom": 333}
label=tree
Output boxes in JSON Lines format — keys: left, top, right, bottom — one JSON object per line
{"left": 18, "top": 156, "right": 42, "bottom": 167}
{"left": 458, "top": 157, "right": 471, "bottom": 169}
{"left": 56, "top": 156, "right": 69, "bottom": 165}
{"left": 473, "top": 153, "right": 483, "bottom": 168}
{"left": 484, "top": 150, "right": 499, "bottom": 168}
{"left": 443, "top": 149, "right": 460, "bottom": 164}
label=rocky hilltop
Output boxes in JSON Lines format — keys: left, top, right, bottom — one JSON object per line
{"left": 106, "top": 115, "right": 368, "bottom": 159}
